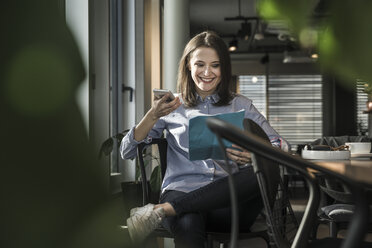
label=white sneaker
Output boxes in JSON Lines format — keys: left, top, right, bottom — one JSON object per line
{"left": 127, "top": 203, "right": 165, "bottom": 243}
{"left": 129, "top": 203, "right": 156, "bottom": 217}
{"left": 129, "top": 206, "right": 144, "bottom": 217}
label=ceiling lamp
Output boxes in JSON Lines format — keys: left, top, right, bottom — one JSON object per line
{"left": 254, "top": 21, "right": 265, "bottom": 40}
{"left": 237, "top": 22, "right": 252, "bottom": 40}
{"left": 283, "top": 50, "right": 318, "bottom": 63}
{"left": 228, "top": 39, "right": 238, "bottom": 52}
{"left": 311, "top": 53, "right": 319, "bottom": 59}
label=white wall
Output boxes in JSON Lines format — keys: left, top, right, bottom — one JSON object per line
{"left": 65, "top": 0, "right": 89, "bottom": 135}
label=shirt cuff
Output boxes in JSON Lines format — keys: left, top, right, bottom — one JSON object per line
{"left": 270, "top": 137, "right": 290, "bottom": 152}
{"left": 128, "top": 126, "right": 153, "bottom": 144}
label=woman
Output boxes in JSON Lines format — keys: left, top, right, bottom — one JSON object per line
{"left": 121, "top": 31, "right": 288, "bottom": 247}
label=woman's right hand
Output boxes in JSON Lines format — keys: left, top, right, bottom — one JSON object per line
{"left": 150, "top": 93, "right": 181, "bottom": 120}
{"left": 134, "top": 93, "right": 181, "bottom": 141}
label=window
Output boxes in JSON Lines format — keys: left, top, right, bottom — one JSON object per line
{"left": 356, "top": 79, "right": 369, "bottom": 135}
{"left": 238, "top": 75, "right": 323, "bottom": 150}
{"left": 238, "top": 75, "right": 267, "bottom": 117}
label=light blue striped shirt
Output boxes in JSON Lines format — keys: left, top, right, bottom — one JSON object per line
{"left": 120, "top": 93, "right": 288, "bottom": 193}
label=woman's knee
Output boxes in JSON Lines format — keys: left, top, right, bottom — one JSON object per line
{"left": 173, "top": 213, "right": 206, "bottom": 247}
{"left": 175, "top": 212, "right": 205, "bottom": 233}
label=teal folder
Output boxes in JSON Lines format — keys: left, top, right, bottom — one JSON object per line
{"left": 188, "top": 110, "right": 245, "bottom": 160}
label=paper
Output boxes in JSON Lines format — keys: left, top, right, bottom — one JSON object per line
{"left": 188, "top": 110, "right": 245, "bottom": 160}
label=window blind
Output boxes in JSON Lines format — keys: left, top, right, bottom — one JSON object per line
{"left": 238, "top": 75, "right": 323, "bottom": 150}
{"left": 356, "top": 79, "right": 369, "bottom": 135}
{"left": 238, "top": 75, "right": 267, "bottom": 117}
{"left": 268, "top": 75, "right": 323, "bottom": 146}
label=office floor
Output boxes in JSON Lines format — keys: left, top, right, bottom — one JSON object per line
{"left": 122, "top": 184, "right": 372, "bottom": 248}
{"left": 235, "top": 185, "right": 372, "bottom": 248}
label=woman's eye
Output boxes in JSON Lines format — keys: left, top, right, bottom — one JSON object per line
{"left": 196, "top": 63, "right": 204, "bottom": 67}
{"left": 211, "top": 64, "right": 220, "bottom": 68}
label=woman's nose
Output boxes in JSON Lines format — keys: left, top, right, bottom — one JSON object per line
{"left": 203, "top": 66, "right": 210, "bottom": 75}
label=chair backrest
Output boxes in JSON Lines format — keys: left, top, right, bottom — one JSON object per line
{"left": 243, "top": 119, "right": 299, "bottom": 247}
{"left": 137, "top": 138, "right": 168, "bottom": 205}
{"left": 243, "top": 119, "right": 281, "bottom": 207}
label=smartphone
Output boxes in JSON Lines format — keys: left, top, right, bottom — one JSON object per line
{"left": 153, "top": 89, "right": 175, "bottom": 102}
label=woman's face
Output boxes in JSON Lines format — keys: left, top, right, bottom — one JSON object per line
{"left": 189, "top": 47, "right": 221, "bottom": 99}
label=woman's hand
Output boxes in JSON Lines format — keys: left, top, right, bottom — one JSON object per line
{"left": 226, "top": 144, "right": 252, "bottom": 165}
{"left": 134, "top": 93, "right": 181, "bottom": 141}
{"left": 150, "top": 93, "right": 181, "bottom": 120}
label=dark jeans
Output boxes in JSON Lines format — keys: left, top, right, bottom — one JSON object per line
{"left": 159, "top": 166, "right": 263, "bottom": 248}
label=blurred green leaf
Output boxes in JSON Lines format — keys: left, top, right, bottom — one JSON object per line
{"left": 258, "top": 0, "right": 372, "bottom": 90}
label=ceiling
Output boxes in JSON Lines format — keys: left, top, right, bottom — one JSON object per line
{"left": 189, "top": 0, "right": 321, "bottom": 55}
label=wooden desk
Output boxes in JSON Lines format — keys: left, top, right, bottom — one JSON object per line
{"left": 311, "top": 160, "right": 372, "bottom": 186}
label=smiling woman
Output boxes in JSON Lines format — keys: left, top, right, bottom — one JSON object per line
{"left": 177, "top": 31, "right": 234, "bottom": 107}
{"left": 120, "top": 30, "right": 290, "bottom": 247}
{"left": 189, "top": 47, "right": 221, "bottom": 99}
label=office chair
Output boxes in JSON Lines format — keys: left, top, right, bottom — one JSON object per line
{"left": 308, "top": 136, "right": 372, "bottom": 238}
{"left": 207, "top": 117, "right": 372, "bottom": 248}
{"left": 121, "top": 138, "right": 270, "bottom": 248}
{"left": 314, "top": 171, "right": 372, "bottom": 238}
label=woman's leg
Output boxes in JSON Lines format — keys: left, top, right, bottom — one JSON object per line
{"left": 160, "top": 190, "right": 207, "bottom": 248}
{"left": 127, "top": 166, "right": 261, "bottom": 244}
{"left": 205, "top": 191, "right": 263, "bottom": 232}
{"left": 166, "top": 166, "right": 260, "bottom": 216}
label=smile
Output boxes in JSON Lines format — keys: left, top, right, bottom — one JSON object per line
{"left": 199, "top": 77, "right": 214, "bottom": 83}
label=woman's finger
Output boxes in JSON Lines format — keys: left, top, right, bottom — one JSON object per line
{"left": 154, "top": 97, "right": 181, "bottom": 117}
{"left": 226, "top": 149, "right": 248, "bottom": 164}
{"left": 231, "top": 144, "right": 245, "bottom": 151}
{"left": 226, "top": 147, "right": 245, "bottom": 157}
{"left": 226, "top": 147, "right": 251, "bottom": 164}
{"left": 229, "top": 145, "right": 251, "bottom": 157}
{"left": 226, "top": 151, "right": 239, "bottom": 162}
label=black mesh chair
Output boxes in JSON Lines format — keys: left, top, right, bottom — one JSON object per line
{"left": 307, "top": 136, "right": 372, "bottom": 238}
{"left": 121, "top": 138, "right": 270, "bottom": 248}
{"left": 207, "top": 117, "right": 372, "bottom": 248}
{"left": 241, "top": 119, "right": 299, "bottom": 247}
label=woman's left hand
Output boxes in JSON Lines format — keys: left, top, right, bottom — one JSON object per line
{"left": 226, "top": 144, "right": 252, "bottom": 165}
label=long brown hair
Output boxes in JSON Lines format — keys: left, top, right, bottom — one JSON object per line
{"left": 177, "top": 31, "right": 234, "bottom": 107}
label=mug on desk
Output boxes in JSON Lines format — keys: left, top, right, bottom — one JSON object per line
{"left": 345, "top": 142, "right": 372, "bottom": 154}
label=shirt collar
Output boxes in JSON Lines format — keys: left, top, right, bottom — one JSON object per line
{"left": 196, "top": 93, "right": 220, "bottom": 103}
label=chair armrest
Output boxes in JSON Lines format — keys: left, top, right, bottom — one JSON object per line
{"left": 137, "top": 138, "right": 168, "bottom": 205}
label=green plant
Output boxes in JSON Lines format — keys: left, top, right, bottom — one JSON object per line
{"left": 99, "top": 129, "right": 129, "bottom": 159}
{"left": 99, "top": 130, "right": 162, "bottom": 193}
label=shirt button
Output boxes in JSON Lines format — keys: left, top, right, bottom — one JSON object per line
{"left": 204, "top": 105, "right": 207, "bottom": 109}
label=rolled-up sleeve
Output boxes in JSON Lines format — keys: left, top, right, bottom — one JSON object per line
{"left": 120, "top": 118, "right": 166, "bottom": 160}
